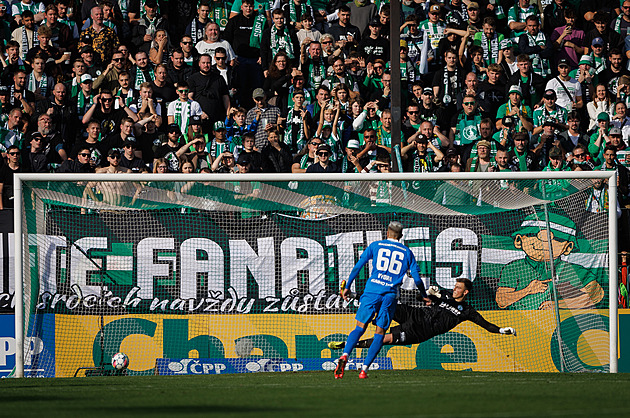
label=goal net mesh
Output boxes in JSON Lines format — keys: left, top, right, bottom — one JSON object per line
{"left": 17, "top": 174, "right": 611, "bottom": 377}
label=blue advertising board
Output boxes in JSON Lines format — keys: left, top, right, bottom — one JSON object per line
{"left": 155, "top": 357, "right": 393, "bottom": 375}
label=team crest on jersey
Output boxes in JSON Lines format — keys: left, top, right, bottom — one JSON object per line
{"left": 457, "top": 305, "right": 463, "bottom": 311}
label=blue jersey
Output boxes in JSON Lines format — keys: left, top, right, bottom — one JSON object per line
{"left": 346, "top": 239, "right": 426, "bottom": 297}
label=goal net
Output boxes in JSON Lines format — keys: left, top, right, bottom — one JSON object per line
{"left": 13, "top": 172, "right": 617, "bottom": 377}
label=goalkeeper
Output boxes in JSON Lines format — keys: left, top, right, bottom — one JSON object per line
{"left": 329, "top": 278, "right": 516, "bottom": 350}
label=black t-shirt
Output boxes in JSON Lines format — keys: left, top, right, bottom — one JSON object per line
{"left": 70, "top": 140, "right": 108, "bottom": 166}
{"left": 119, "top": 155, "right": 146, "bottom": 171}
{"left": 306, "top": 161, "right": 339, "bottom": 173}
{"left": 188, "top": 71, "right": 229, "bottom": 124}
{"left": 92, "top": 107, "right": 127, "bottom": 137}
{"left": 478, "top": 80, "right": 506, "bottom": 118}
{"left": 357, "top": 36, "right": 389, "bottom": 63}
{"left": 0, "top": 164, "right": 19, "bottom": 208}
{"left": 150, "top": 80, "right": 177, "bottom": 104}
{"left": 137, "top": 131, "right": 162, "bottom": 163}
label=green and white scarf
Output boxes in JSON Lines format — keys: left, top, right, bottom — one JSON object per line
{"left": 173, "top": 100, "right": 191, "bottom": 134}
{"left": 283, "top": 107, "right": 307, "bottom": 152}
{"left": 116, "top": 89, "right": 135, "bottom": 106}
{"left": 527, "top": 32, "right": 551, "bottom": 77}
{"left": 306, "top": 58, "right": 326, "bottom": 90}
{"left": 412, "top": 153, "right": 433, "bottom": 172}
{"left": 21, "top": 26, "right": 34, "bottom": 60}
{"left": 482, "top": 34, "right": 500, "bottom": 65}
{"left": 270, "top": 25, "right": 294, "bottom": 59}
{"left": 77, "top": 91, "right": 94, "bottom": 117}
{"left": 250, "top": 12, "right": 267, "bottom": 49}
{"left": 207, "top": 139, "right": 228, "bottom": 159}
{"left": 134, "top": 66, "right": 154, "bottom": 90}
{"left": 28, "top": 72, "right": 48, "bottom": 97}
{"left": 212, "top": 0, "right": 229, "bottom": 29}
{"left": 288, "top": 0, "right": 311, "bottom": 23}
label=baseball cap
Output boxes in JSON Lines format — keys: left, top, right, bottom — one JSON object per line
{"left": 477, "top": 140, "right": 491, "bottom": 149}
{"left": 543, "top": 119, "right": 557, "bottom": 127}
{"left": 610, "top": 127, "right": 622, "bottom": 136}
{"left": 190, "top": 115, "right": 202, "bottom": 126}
{"left": 123, "top": 137, "right": 137, "bottom": 148}
{"left": 0, "top": 85, "right": 9, "bottom": 95}
{"left": 236, "top": 154, "right": 251, "bottom": 166}
{"left": 168, "top": 123, "right": 182, "bottom": 134}
{"left": 108, "top": 148, "right": 121, "bottom": 157}
{"left": 558, "top": 58, "right": 570, "bottom": 68}
{"left": 144, "top": 0, "right": 158, "bottom": 8}
{"left": 467, "top": 1, "right": 479, "bottom": 9}
{"left": 543, "top": 89, "right": 557, "bottom": 99}
{"left": 508, "top": 85, "right": 522, "bottom": 96}
{"left": 346, "top": 139, "right": 361, "bottom": 149}
{"left": 80, "top": 74, "right": 93, "bottom": 83}
{"left": 80, "top": 45, "right": 94, "bottom": 54}
{"left": 579, "top": 55, "right": 593, "bottom": 66}
{"left": 597, "top": 112, "right": 610, "bottom": 121}
{"left": 252, "top": 88, "right": 266, "bottom": 100}
{"left": 515, "top": 211, "right": 577, "bottom": 245}
{"left": 592, "top": 37, "right": 604, "bottom": 47}
{"left": 213, "top": 121, "right": 226, "bottom": 131}
{"left": 29, "top": 131, "right": 43, "bottom": 141}
{"left": 317, "top": 143, "right": 332, "bottom": 153}
{"left": 400, "top": 40, "right": 408, "bottom": 48}
{"left": 429, "top": 4, "right": 441, "bottom": 13}
{"left": 369, "top": 18, "right": 382, "bottom": 27}
{"left": 416, "top": 134, "right": 429, "bottom": 143}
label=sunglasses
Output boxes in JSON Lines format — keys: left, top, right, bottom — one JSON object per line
{"left": 463, "top": 102, "right": 475, "bottom": 106}
{"left": 178, "top": 89, "right": 189, "bottom": 93}
{"left": 113, "top": 58, "right": 124, "bottom": 62}
{"left": 78, "top": 153, "right": 91, "bottom": 157}
{"left": 7, "top": 151, "right": 19, "bottom": 155}
{"left": 109, "top": 154, "right": 121, "bottom": 158}
{"left": 364, "top": 135, "right": 376, "bottom": 139}
{"left": 408, "top": 110, "right": 419, "bottom": 114}
{"left": 317, "top": 152, "right": 329, "bottom": 156}
{"left": 215, "top": 56, "right": 226, "bottom": 60}
{"left": 322, "top": 40, "right": 332, "bottom": 44}
{"left": 101, "top": 98, "right": 113, "bottom": 102}
{"left": 310, "top": 142, "right": 322, "bottom": 146}
{"left": 181, "top": 41, "right": 193, "bottom": 45}
{"left": 573, "top": 153, "right": 585, "bottom": 158}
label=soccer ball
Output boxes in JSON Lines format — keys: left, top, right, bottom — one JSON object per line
{"left": 111, "top": 352, "right": 129, "bottom": 370}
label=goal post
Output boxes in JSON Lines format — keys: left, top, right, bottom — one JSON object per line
{"left": 13, "top": 171, "right": 618, "bottom": 377}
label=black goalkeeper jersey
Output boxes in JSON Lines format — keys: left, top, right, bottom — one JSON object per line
{"left": 392, "top": 292, "right": 500, "bottom": 344}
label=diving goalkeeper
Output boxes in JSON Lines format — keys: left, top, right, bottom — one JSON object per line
{"left": 328, "top": 278, "right": 516, "bottom": 350}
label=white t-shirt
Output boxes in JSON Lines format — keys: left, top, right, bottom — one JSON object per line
{"left": 194, "top": 40, "right": 236, "bottom": 64}
{"left": 166, "top": 99, "right": 202, "bottom": 132}
{"left": 545, "top": 77, "right": 582, "bottom": 111}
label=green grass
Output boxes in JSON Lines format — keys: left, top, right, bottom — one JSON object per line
{"left": 1, "top": 370, "right": 628, "bottom": 417}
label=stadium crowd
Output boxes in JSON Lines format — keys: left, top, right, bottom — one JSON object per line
{"left": 0, "top": 0, "right": 628, "bottom": 210}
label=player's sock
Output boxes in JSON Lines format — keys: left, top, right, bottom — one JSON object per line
{"left": 356, "top": 338, "right": 373, "bottom": 349}
{"left": 363, "top": 333, "right": 384, "bottom": 369}
{"left": 343, "top": 326, "right": 366, "bottom": 357}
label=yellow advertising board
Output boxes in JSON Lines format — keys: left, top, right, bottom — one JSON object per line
{"left": 53, "top": 310, "right": 610, "bottom": 377}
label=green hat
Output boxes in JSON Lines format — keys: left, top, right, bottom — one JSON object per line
{"left": 513, "top": 211, "right": 578, "bottom": 246}
{"left": 597, "top": 112, "right": 610, "bottom": 121}
{"left": 213, "top": 121, "right": 226, "bottom": 131}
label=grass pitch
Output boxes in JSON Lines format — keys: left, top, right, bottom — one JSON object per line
{"left": 1, "top": 370, "right": 628, "bottom": 417}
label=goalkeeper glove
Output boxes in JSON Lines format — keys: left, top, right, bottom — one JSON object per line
{"left": 427, "top": 286, "right": 441, "bottom": 298}
{"left": 500, "top": 327, "right": 516, "bottom": 336}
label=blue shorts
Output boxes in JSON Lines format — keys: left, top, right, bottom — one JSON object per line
{"left": 355, "top": 292, "right": 397, "bottom": 330}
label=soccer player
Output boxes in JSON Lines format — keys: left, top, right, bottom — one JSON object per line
{"left": 334, "top": 221, "right": 429, "bottom": 379}
{"left": 329, "top": 278, "right": 516, "bottom": 354}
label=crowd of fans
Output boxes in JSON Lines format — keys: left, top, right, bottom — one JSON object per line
{"left": 0, "top": 0, "right": 628, "bottom": 214}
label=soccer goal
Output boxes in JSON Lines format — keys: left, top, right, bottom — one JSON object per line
{"left": 12, "top": 171, "right": 618, "bottom": 377}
